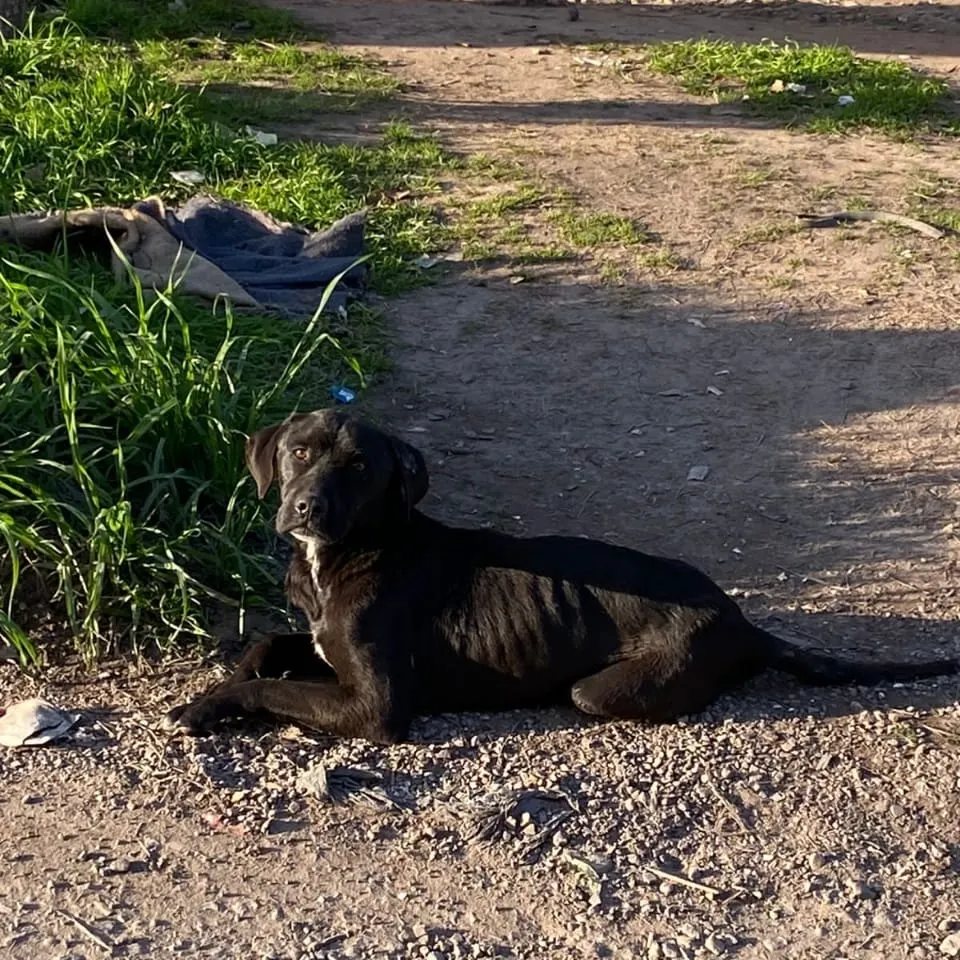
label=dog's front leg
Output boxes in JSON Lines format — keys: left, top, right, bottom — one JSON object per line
{"left": 164, "top": 633, "right": 335, "bottom": 729}
{"left": 164, "top": 646, "right": 412, "bottom": 744}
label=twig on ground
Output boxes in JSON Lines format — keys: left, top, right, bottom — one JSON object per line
{"left": 56, "top": 910, "right": 114, "bottom": 954}
{"left": 795, "top": 210, "right": 947, "bottom": 240}
{"left": 644, "top": 865, "right": 725, "bottom": 900}
{"left": 705, "top": 777, "right": 753, "bottom": 834}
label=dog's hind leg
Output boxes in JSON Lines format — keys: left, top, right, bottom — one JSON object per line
{"left": 570, "top": 654, "right": 719, "bottom": 723}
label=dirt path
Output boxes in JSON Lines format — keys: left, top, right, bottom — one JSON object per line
{"left": 3, "top": 3, "right": 960, "bottom": 959}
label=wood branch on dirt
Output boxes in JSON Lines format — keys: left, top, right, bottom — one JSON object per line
{"left": 644, "top": 864, "right": 726, "bottom": 900}
{"left": 795, "top": 210, "right": 947, "bottom": 239}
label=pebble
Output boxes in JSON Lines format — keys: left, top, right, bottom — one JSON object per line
{"left": 848, "top": 880, "right": 881, "bottom": 901}
{"left": 941, "top": 933, "right": 960, "bottom": 957}
{"left": 703, "top": 934, "right": 725, "bottom": 956}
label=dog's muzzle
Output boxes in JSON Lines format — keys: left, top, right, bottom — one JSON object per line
{"left": 277, "top": 490, "right": 347, "bottom": 542}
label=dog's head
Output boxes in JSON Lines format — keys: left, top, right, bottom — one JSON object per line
{"left": 244, "top": 409, "right": 428, "bottom": 544}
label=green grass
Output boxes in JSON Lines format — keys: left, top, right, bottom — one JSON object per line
{"left": 635, "top": 247, "right": 682, "bottom": 271}
{"left": 553, "top": 211, "right": 651, "bottom": 247}
{"left": 451, "top": 187, "right": 655, "bottom": 269}
{"left": 63, "top": 0, "right": 398, "bottom": 123}
{"left": 452, "top": 186, "right": 576, "bottom": 266}
{"left": 63, "top": 0, "right": 300, "bottom": 41}
{"left": 646, "top": 39, "right": 960, "bottom": 136}
{"left": 140, "top": 39, "right": 400, "bottom": 123}
{"left": 0, "top": 11, "right": 450, "bottom": 664}
{"left": 464, "top": 186, "right": 551, "bottom": 220}
{"left": 909, "top": 174, "right": 960, "bottom": 233}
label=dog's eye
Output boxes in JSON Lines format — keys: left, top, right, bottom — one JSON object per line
{"left": 292, "top": 447, "right": 310, "bottom": 462}
{"left": 352, "top": 457, "right": 366, "bottom": 472}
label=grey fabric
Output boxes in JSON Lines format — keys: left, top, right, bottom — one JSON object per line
{"left": 138, "top": 196, "right": 368, "bottom": 317}
{"left": 0, "top": 205, "right": 259, "bottom": 309}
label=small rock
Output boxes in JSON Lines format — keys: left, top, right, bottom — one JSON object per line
{"left": 848, "top": 880, "right": 880, "bottom": 901}
{"left": 687, "top": 465, "right": 710, "bottom": 482}
{"left": 102, "top": 858, "right": 149, "bottom": 876}
{"left": 704, "top": 935, "right": 723, "bottom": 956}
{"left": 941, "top": 933, "right": 960, "bottom": 957}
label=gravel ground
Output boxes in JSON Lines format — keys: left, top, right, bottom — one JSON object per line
{"left": 2, "top": 657, "right": 959, "bottom": 960}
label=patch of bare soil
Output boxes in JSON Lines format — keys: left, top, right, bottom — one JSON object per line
{"left": 3, "top": 2, "right": 960, "bottom": 959}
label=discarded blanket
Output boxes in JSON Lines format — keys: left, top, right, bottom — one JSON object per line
{"left": 0, "top": 196, "right": 368, "bottom": 318}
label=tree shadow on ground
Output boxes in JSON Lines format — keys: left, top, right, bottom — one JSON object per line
{"left": 367, "top": 266, "right": 960, "bottom": 658}
{"left": 279, "top": 0, "right": 960, "bottom": 64}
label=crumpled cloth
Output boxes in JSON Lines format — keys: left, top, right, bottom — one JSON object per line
{"left": 0, "top": 196, "right": 368, "bottom": 317}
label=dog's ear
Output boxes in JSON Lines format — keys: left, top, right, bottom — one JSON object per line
{"left": 245, "top": 421, "right": 285, "bottom": 499}
{"left": 246, "top": 412, "right": 313, "bottom": 497}
{"left": 389, "top": 436, "right": 429, "bottom": 515}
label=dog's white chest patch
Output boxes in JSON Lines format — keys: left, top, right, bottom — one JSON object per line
{"left": 313, "top": 635, "right": 330, "bottom": 665}
{"left": 291, "top": 532, "right": 332, "bottom": 664}
{"left": 297, "top": 537, "right": 331, "bottom": 665}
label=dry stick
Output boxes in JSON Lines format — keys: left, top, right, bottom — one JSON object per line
{"left": 795, "top": 210, "right": 947, "bottom": 240}
{"left": 57, "top": 910, "right": 114, "bottom": 954}
{"left": 919, "top": 721, "right": 960, "bottom": 743}
{"left": 705, "top": 777, "right": 753, "bottom": 834}
{"left": 644, "top": 865, "right": 725, "bottom": 899}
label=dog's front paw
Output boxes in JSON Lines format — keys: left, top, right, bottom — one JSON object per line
{"left": 162, "top": 696, "right": 233, "bottom": 735}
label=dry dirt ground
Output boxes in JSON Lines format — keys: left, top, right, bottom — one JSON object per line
{"left": 3, "top": 2, "right": 960, "bottom": 959}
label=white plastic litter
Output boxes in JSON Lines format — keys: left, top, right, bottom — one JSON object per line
{"left": 170, "top": 170, "right": 206, "bottom": 186}
{"left": 837, "top": 95, "right": 856, "bottom": 107}
{"left": 245, "top": 126, "right": 279, "bottom": 147}
{"left": 0, "top": 698, "right": 80, "bottom": 748}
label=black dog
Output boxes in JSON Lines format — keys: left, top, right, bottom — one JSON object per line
{"left": 165, "top": 409, "right": 958, "bottom": 743}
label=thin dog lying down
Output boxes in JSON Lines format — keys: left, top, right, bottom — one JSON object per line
{"left": 165, "top": 409, "right": 958, "bottom": 743}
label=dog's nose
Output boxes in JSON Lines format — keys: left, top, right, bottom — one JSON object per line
{"left": 295, "top": 499, "right": 309, "bottom": 516}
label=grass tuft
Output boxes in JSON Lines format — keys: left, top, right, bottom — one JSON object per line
{"left": 553, "top": 211, "right": 651, "bottom": 247}
{"left": 646, "top": 39, "right": 959, "bottom": 137}
{"left": 908, "top": 174, "right": 960, "bottom": 234}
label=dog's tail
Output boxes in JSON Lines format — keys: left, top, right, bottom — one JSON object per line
{"left": 753, "top": 625, "right": 958, "bottom": 686}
